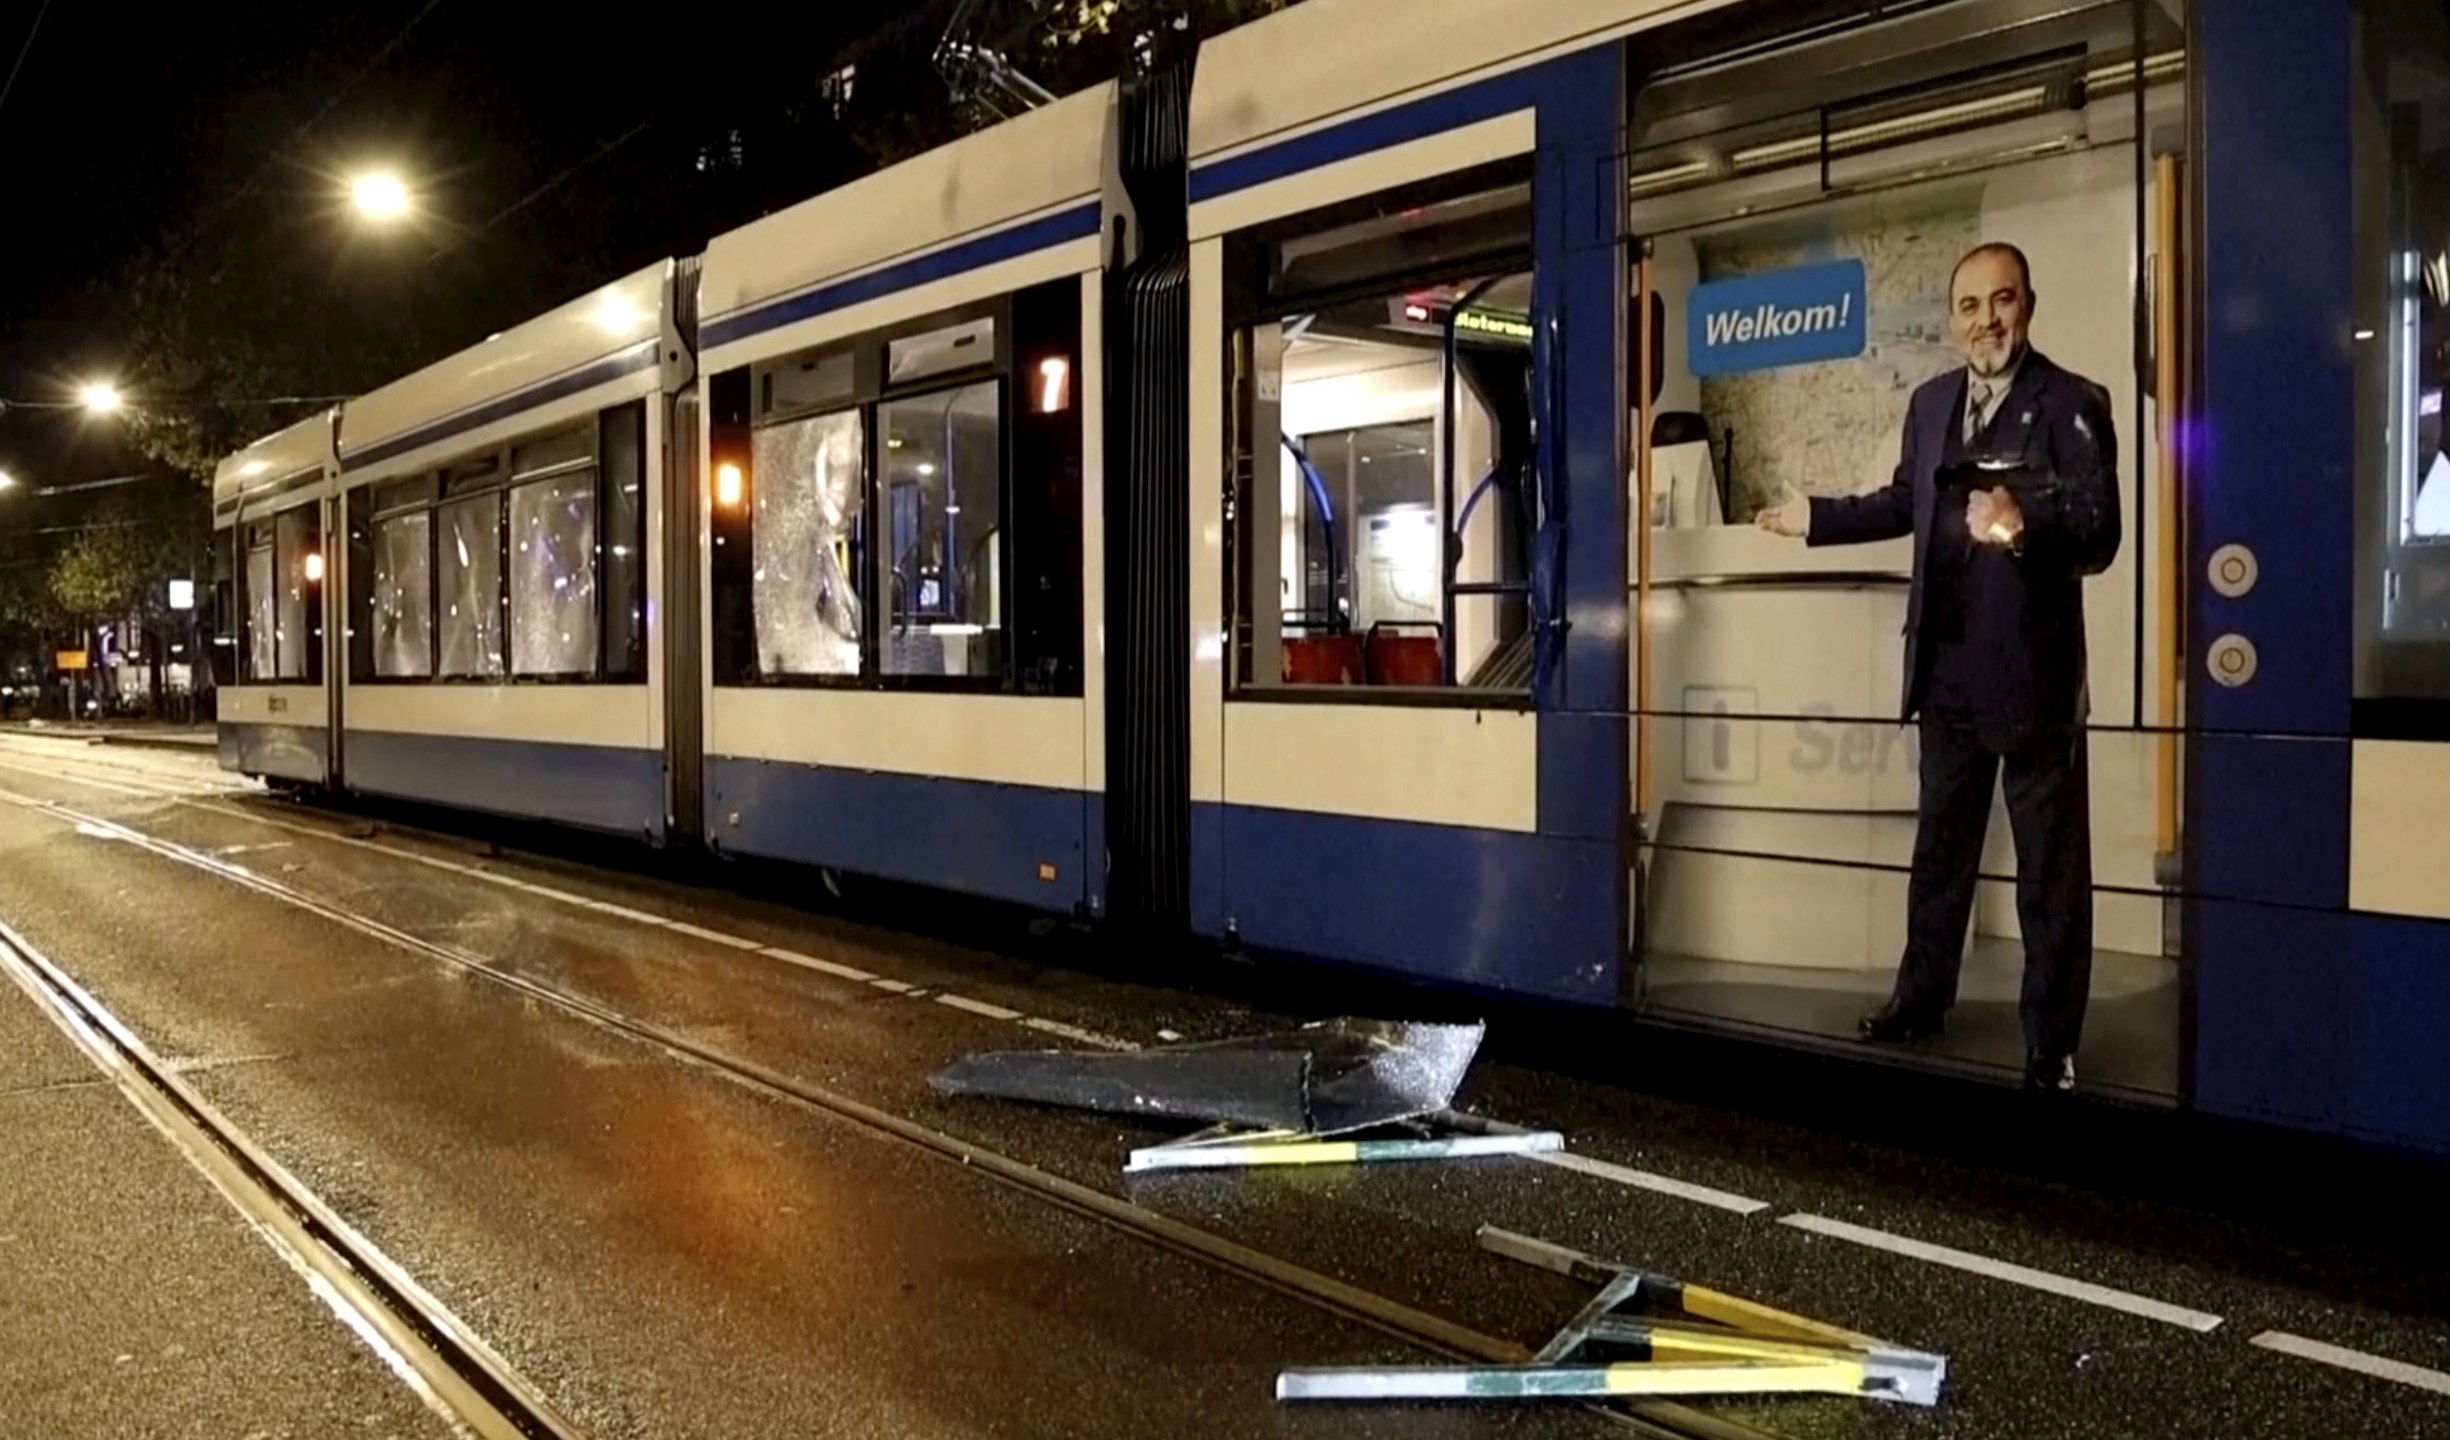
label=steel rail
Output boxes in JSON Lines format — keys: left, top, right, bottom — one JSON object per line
{"left": 0, "top": 914, "right": 588, "bottom": 1440}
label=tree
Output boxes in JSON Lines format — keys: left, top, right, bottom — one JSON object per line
{"left": 104, "top": 242, "right": 439, "bottom": 487}
{"left": 44, "top": 486, "right": 209, "bottom": 715}
{"left": 0, "top": 546, "right": 64, "bottom": 711}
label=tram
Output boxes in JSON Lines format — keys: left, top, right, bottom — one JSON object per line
{"left": 210, "top": 0, "right": 2450, "bottom": 1158}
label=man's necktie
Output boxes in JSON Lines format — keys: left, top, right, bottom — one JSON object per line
{"left": 1965, "top": 379, "right": 1996, "bottom": 442}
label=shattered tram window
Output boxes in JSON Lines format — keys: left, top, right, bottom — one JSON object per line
{"left": 509, "top": 467, "right": 600, "bottom": 676}
{"left": 437, "top": 493, "right": 504, "bottom": 678}
{"left": 246, "top": 529, "right": 275, "bottom": 681}
{"left": 372, "top": 509, "right": 432, "bottom": 678}
{"left": 753, "top": 407, "right": 865, "bottom": 677}
{"left": 274, "top": 504, "right": 318, "bottom": 681}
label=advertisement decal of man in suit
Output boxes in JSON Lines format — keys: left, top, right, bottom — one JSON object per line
{"left": 1759, "top": 241, "right": 2121, "bottom": 1093}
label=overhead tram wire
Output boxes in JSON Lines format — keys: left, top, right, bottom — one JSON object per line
{"left": 423, "top": 116, "right": 659, "bottom": 262}
{"left": 0, "top": 0, "right": 51, "bottom": 124}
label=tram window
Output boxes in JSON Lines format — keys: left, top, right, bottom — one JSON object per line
{"left": 601, "top": 401, "right": 647, "bottom": 681}
{"left": 888, "top": 316, "right": 995, "bottom": 388}
{"left": 718, "top": 276, "right": 1082, "bottom": 694}
{"left": 1008, "top": 277, "right": 1084, "bottom": 695}
{"left": 709, "top": 368, "right": 757, "bottom": 685}
{"left": 245, "top": 524, "right": 275, "bottom": 682}
{"left": 265, "top": 506, "right": 322, "bottom": 684}
{"left": 437, "top": 492, "right": 505, "bottom": 679}
{"left": 508, "top": 424, "right": 600, "bottom": 678}
{"left": 1290, "top": 425, "right": 1439, "bottom": 627}
{"left": 443, "top": 451, "right": 503, "bottom": 496}
{"left": 757, "top": 349, "right": 859, "bottom": 422}
{"left": 1224, "top": 162, "right": 1533, "bottom": 696}
{"left": 206, "top": 532, "right": 235, "bottom": 688}
{"left": 752, "top": 407, "right": 866, "bottom": 677}
{"left": 2353, "top": 0, "right": 2450, "bottom": 713}
{"left": 715, "top": 281, "right": 1079, "bottom": 692}
{"left": 880, "top": 382, "right": 1002, "bottom": 679}
{"left": 372, "top": 508, "right": 433, "bottom": 679}
{"left": 353, "top": 477, "right": 438, "bottom": 682}
{"left": 1230, "top": 263, "right": 1535, "bottom": 695}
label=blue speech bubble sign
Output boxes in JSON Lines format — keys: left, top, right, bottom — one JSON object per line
{"left": 1687, "top": 258, "right": 1869, "bottom": 378}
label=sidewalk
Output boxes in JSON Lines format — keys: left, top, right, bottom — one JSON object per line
{"left": 0, "top": 721, "right": 217, "bottom": 752}
{"left": 0, "top": 978, "right": 455, "bottom": 1439}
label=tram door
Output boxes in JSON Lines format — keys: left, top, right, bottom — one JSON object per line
{"left": 1619, "top": 0, "right": 2191, "bottom": 1098}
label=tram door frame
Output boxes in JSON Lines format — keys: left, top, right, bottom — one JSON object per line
{"left": 1613, "top": 2, "right": 2196, "bottom": 1068}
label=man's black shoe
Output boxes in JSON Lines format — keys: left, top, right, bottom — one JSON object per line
{"left": 1858, "top": 1000, "right": 1943, "bottom": 1043}
{"left": 2024, "top": 1050, "right": 2076, "bottom": 1094}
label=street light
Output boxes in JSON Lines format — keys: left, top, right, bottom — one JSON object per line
{"left": 351, "top": 171, "right": 411, "bottom": 222}
{"left": 0, "top": 380, "right": 127, "bottom": 418}
{"left": 0, "top": 386, "right": 347, "bottom": 421}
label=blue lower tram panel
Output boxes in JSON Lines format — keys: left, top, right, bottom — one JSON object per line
{"left": 1194, "top": 802, "right": 1622, "bottom": 1007}
{"left": 706, "top": 757, "right": 1095, "bottom": 914}
{"left": 343, "top": 730, "right": 667, "bottom": 841}
{"left": 2194, "top": 897, "right": 2450, "bottom": 1157}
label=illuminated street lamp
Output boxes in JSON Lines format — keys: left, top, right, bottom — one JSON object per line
{"left": 0, "top": 470, "right": 14, "bottom": 492}
{"left": 0, "top": 380, "right": 127, "bottom": 418}
{"left": 351, "top": 171, "right": 412, "bottom": 222}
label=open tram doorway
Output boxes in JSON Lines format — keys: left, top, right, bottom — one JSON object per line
{"left": 1618, "top": 0, "right": 2191, "bottom": 1100}
{"left": 1264, "top": 270, "right": 1535, "bottom": 692}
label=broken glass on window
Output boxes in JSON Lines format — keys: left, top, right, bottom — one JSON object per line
{"left": 438, "top": 494, "right": 504, "bottom": 678}
{"left": 510, "top": 471, "right": 599, "bottom": 676}
{"left": 754, "top": 408, "right": 864, "bottom": 677}
{"left": 372, "top": 511, "right": 432, "bottom": 678}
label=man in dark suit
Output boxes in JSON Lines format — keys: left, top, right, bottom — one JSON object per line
{"left": 1758, "top": 241, "right": 2120, "bottom": 1093}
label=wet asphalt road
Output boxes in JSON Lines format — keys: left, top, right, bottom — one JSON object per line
{"left": 0, "top": 731, "right": 2444, "bottom": 1438}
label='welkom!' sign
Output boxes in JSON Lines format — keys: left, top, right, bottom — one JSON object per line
{"left": 1686, "top": 258, "right": 1868, "bottom": 377}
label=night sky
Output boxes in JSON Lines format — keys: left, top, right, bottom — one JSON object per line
{"left": 0, "top": 0, "right": 935, "bottom": 486}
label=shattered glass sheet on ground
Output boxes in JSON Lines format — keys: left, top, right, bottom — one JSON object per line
{"left": 928, "top": 1017, "right": 1486, "bottom": 1136}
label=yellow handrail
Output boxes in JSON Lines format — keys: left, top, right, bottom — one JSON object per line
{"left": 2154, "top": 152, "right": 2184, "bottom": 862}
{"left": 1635, "top": 248, "right": 1656, "bottom": 823}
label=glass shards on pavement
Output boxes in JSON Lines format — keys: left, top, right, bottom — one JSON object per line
{"left": 929, "top": 1017, "right": 1487, "bottom": 1135}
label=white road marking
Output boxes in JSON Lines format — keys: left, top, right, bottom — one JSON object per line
{"left": 666, "top": 921, "right": 763, "bottom": 951}
{"left": 1779, "top": 1213, "right": 2224, "bottom": 1332}
{"left": 1534, "top": 1151, "right": 1773, "bottom": 1216}
{"left": 1454, "top": 1116, "right": 1771, "bottom": 1215}
{"left": 865, "top": 977, "right": 917, "bottom": 994}
{"left": 1019, "top": 1016, "right": 1138, "bottom": 1050}
{"left": 934, "top": 994, "right": 1023, "bottom": 1021}
{"left": 2249, "top": 1331, "right": 2450, "bottom": 1398}
{"left": 757, "top": 946, "right": 875, "bottom": 984}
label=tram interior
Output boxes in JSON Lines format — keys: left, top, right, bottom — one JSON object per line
{"left": 1625, "top": 0, "right": 2189, "bottom": 1098}
{"left": 1261, "top": 269, "right": 1534, "bottom": 691}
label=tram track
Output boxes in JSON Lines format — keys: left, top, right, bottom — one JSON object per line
{"left": 0, "top": 914, "right": 586, "bottom": 1440}
{"left": 0, "top": 782, "right": 1784, "bottom": 1440}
